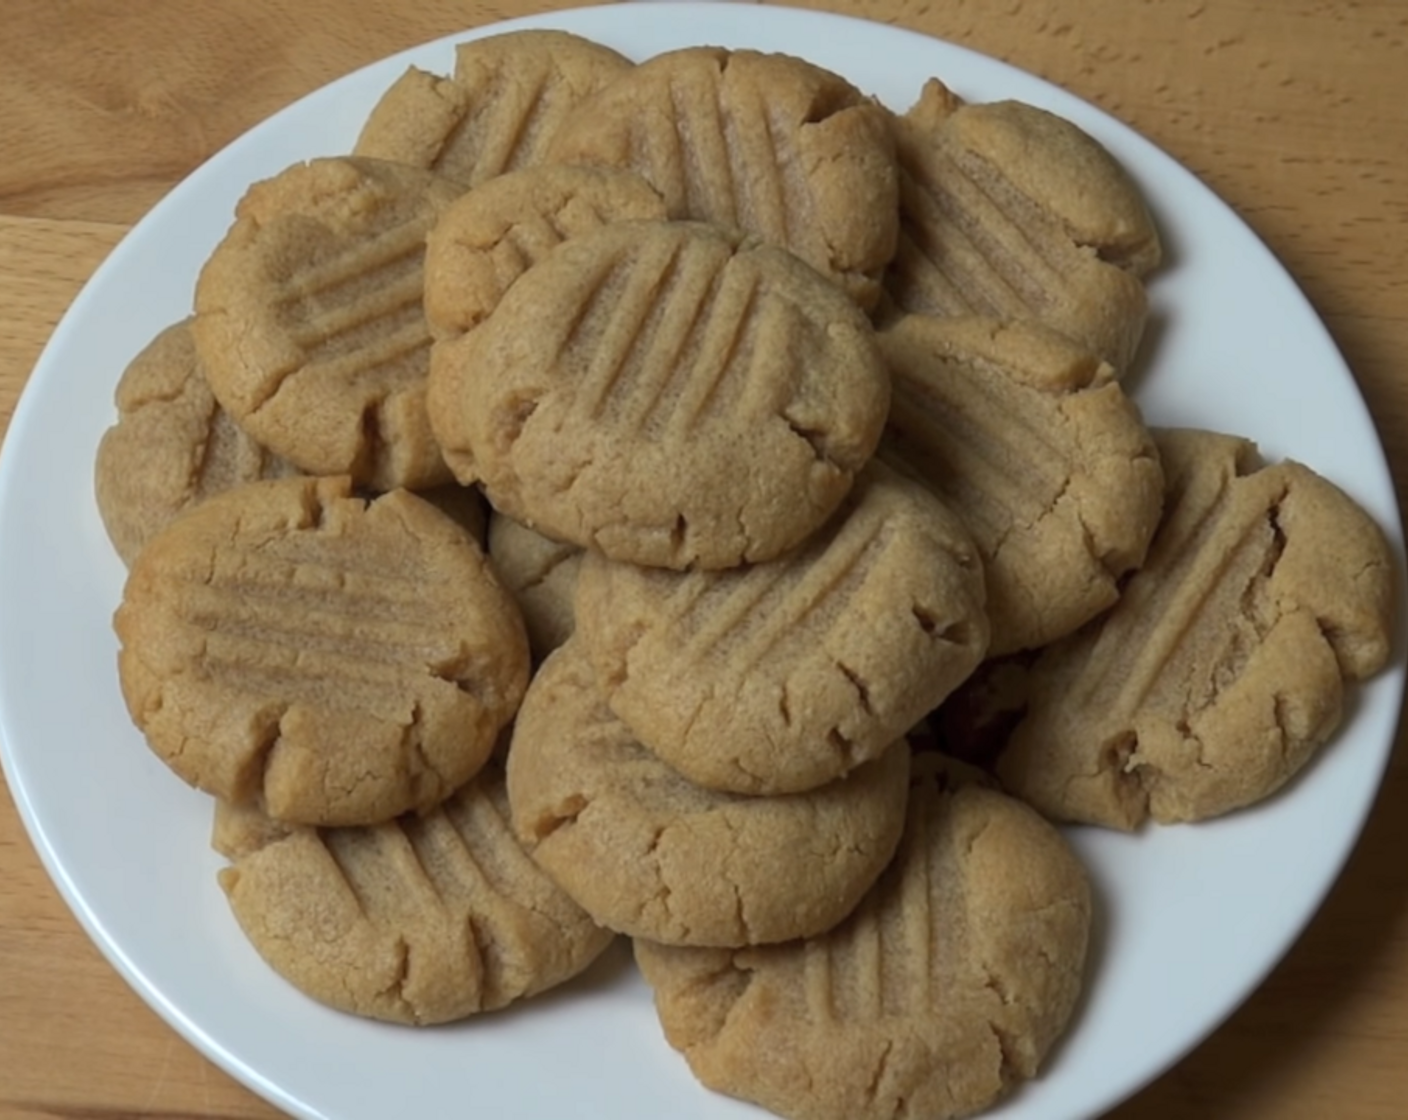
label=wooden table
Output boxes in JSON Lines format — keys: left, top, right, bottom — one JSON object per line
{"left": 2, "top": 1, "right": 1406, "bottom": 1117}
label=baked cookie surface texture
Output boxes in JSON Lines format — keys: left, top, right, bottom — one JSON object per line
{"left": 884, "top": 79, "right": 1158, "bottom": 373}
{"left": 94, "top": 319, "right": 300, "bottom": 567}
{"left": 505, "top": 640, "right": 910, "bottom": 947}
{"left": 423, "top": 163, "right": 668, "bottom": 341}
{"left": 193, "top": 156, "right": 463, "bottom": 491}
{"left": 355, "top": 30, "right": 633, "bottom": 188}
{"left": 429, "top": 219, "right": 891, "bottom": 569}
{"left": 879, "top": 314, "right": 1163, "bottom": 655}
{"left": 213, "top": 763, "right": 614, "bottom": 1025}
{"left": 995, "top": 428, "right": 1396, "bottom": 829}
{"left": 115, "top": 476, "right": 530, "bottom": 827}
{"left": 575, "top": 461, "right": 989, "bottom": 794}
{"left": 634, "top": 754, "right": 1092, "bottom": 1120}
{"left": 547, "top": 46, "right": 898, "bottom": 307}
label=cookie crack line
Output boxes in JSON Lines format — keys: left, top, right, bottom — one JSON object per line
{"left": 985, "top": 1017, "right": 1023, "bottom": 1091}
{"left": 1270, "top": 692, "right": 1299, "bottom": 769}
{"left": 910, "top": 602, "right": 942, "bottom": 637}
{"left": 1172, "top": 716, "right": 1216, "bottom": 774}
{"left": 717, "top": 810, "right": 754, "bottom": 943}
{"left": 378, "top": 936, "right": 420, "bottom": 1022}
{"left": 979, "top": 961, "right": 1013, "bottom": 1006}
{"left": 247, "top": 702, "right": 292, "bottom": 803}
{"left": 781, "top": 411, "right": 844, "bottom": 471}
{"left": 863, "top": 1038, "right": 896, "bottom": 1109}
{"left": 403, "top": 703, "right": 453, "bottom": 801}
{"left": 233, "top": 332, "right": 305, "bottom": 419}
{"left": 730, "top": 877, "right": 749, "bottom": 944}
{"left": 534, "top": 792, "right": 589, "bottom": 841}
{"left": 462, "top": 912, "right": 493, "bottom": 1008}
{"left": 836, "top": 658, "right": 876, "bottom": 718}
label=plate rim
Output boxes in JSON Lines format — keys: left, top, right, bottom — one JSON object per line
{"left": 1, "top": 4, "right": 1403, "bottom": 1120}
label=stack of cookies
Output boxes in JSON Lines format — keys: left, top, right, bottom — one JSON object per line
{"left": 94, "top": 26, "right": 1396, "bottom": 1120}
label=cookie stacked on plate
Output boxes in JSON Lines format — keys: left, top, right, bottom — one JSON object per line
{"left": 95, "top": 26, "right": 1395, "bottom": 1120}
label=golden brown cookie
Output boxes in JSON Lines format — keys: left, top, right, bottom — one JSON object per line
{"left": 115, "top": 476, "right": 530, "bottom": 827}
{"left": 486, "top": 510, "right": 582, "bottom": 661}
{"left": 547, "top": 46, "right": 898, "bottom": 308}
{"left": 213, "top": 763, "right": 614, "bottom": 1025}
{"left": 423, "top": 164, "right": 668, "bottom": 341}
{"left": 995, "top": 428, "right": 1396, "bottom": 829}
{"left": 505, "top": 640, "right": 910, "bottom": 947}
{"left": 883, "top": 79, "right": 1158, "bottom": 373}
{"left": 428, "top": 219, "right": 890, "bottom": 570}
{"left": 575, "top": 461, "right": 989, "bottom": 795}
{"left": 193, "top": 156, "right": 463, "bottom": 491}
{"left": 354, "top": 30, "right": 633, "bottom": 188}
{"left": 879, "top": 314, "right": 1163, "bottom": 655}
{"left": 94, "top": 319, "right": 300, "bottom": 566}
{"left": 634, "top": 754, "right": 1092, "bottom": 1120}
{"left": 93, "top": 322, "right": 487, "bottom": 562}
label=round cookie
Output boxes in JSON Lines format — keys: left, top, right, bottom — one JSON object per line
{"left": 994, "top": 427, "right": 1397, "bottom": 829}
{"left": 423, "top": 164, "right": 668, "bottom": 340}
{"left": 634, "top": 753, "right": 1092, "bottom": 1120}
{"left": 878, "top": 313, "right": 1164, "bottom": 655}
{"left": 575, "top": 460, "right": 989, "bottom": 795}
{"left": 354, "top": 29, "right": 632, "bottom": 188}
{"left": 486, "top": 510, "right": 583, "bottom": 661}
{"left": 213, "top": 762, "right": 615, "bottom": 1025}
{"left": 94, "top": 319, "right": 300, "bottom": 566}
{"left": 115, "top": 475, "right": 530, "bottom": 827}
{"left": 428, "top": 219, "right": 891, "bottom": 570}
{"left": 925, "top": 85, "right": 1161, "bottom": 277}
{"left": 883, "top": 79, "right": 1157, "bottom": 374}
{"left": 505, "top": 640, "right": 911, "bottom": 948}
{"left": 547, "top": 46, "right": 898, "bottom": 308}
{"left": 193, "top": 156, "right": 463, "bottom": 491}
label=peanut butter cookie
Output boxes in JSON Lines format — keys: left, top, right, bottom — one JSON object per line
{"left": 575, "top": 461, "right": 988, "bottom": 794}
{"left": 354, "top": 30, "right": 632, "bottom": 187}
{"left": 505, "top": 640, "right": 910, "bottom": 947}
{"left": 884, "top": 80, "right": 1158, "bottom": 373}
{"left": 115, "top": 476, "right": 529, "bottom": 826}
{"left": 635, "top": 754, "right": 1092, "bottom": 1120}
{"left": 995, "top": 428, "right": 1396, "bottom": 828}
{"left": 879, "top": 314, "right": 1163, "bottom": 655}
{"left": 214, "top": 763, "right": 614, "bottom": 1025}
{"left": 94, "top": 319, "right": 299, "bottom": 566}
{"left": 547, "top": 46, "right": 898, "bottom": 308}
{"left": 193, "top": 156, "right": 462, "bottom": 490}
{"left": 424, "top": 164, "right": 667, "bottom": 341}
{"left": 428, "top": 219, "right": 890, "bottom": 569}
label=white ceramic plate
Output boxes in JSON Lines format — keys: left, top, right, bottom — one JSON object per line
{"left": 1, "top": 4, "right": 1402, "bottom": 1119}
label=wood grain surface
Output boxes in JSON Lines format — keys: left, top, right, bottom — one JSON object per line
{"left": 2, "top": 1, "right": 1406, "bottom": 1117}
